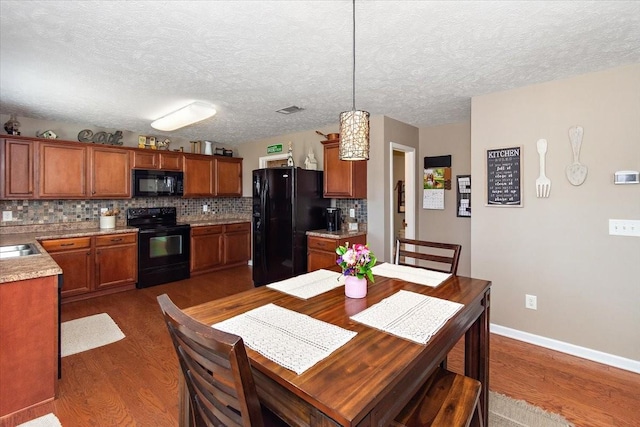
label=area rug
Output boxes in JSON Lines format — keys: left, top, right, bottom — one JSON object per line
{"left": 61, "top": 312, "right": 125, "bottom": 357}
{"left": 16, "top": 413, "right": 62, "bottom": 427}
{"left": 490, "top": 391, "right": 574, "bottom": 426}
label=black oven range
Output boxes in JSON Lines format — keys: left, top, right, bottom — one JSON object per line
{"left": 126, "top": 207, "right": 190, "bottom": 288}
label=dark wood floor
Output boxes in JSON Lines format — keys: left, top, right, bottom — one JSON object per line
{"left": 3, "top": 266, "right": 639, "bottom": 427}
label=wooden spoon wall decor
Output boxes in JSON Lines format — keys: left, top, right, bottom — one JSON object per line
{"left": 566, "top": 125, "right": 587, "bottom": 186}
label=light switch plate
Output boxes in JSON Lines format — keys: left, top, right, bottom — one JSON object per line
{"left": 2, "top": 211, "right": 12, "bottom": 221}
{"left": 609, "top": 219, "right": 640, "bottom": 237}
{"left": 349, "top": 208, "right": 355, "bottom": 218}
{"left": 348, "top": 222, "right": 358, "bottom": 231}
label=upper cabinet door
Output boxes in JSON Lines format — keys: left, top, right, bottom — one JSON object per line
{"left": 1, "top": 138, "right": 35, "bottom": 199}
{"left": 131, "top": 150, "right": 159, "bottom": 169}
{"left": 214, "top": 157, "right": 242, "bottom": 197}
{"left": 38, "top": 142, "right": 87, "bottom": 198}
{"left": 322, "top": 140, "right": 367, "bottom": 198}
{"left": 89, "top": 146, "right": 131, "bottom": 198}
{"left": 183, "top": 155, "right": 214, "bottom": 197}
{"left": 159, "top": 152, "right": 183, "bottom": 171}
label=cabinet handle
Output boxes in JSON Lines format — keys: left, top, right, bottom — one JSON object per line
{"left": 317, "top": 242, "right": 326, "bottom": 247}
{"left": 61, "top": 243, "right": 75, "bottom": 247}
{"left": 87, "top": 252, "right": 91, "bottom": 256}
{"left": 110, "top": 238, "right": 123, "bottom": 242}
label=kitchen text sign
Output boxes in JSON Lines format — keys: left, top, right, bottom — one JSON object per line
{"left": 486, "top": 146, "right": 522, "bottom": 207}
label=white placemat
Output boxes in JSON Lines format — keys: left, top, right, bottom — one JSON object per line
{"left": 371, "top": 262, "right": 451, "bottom": 287}
{"left": 350, "top": 290, "right": 463, "bottom": 344}
{"left": 212, "top": 303, "right": 357, "bottom": 374}
{"left": 267, "top": 269, "right": 343, "bottom": 299}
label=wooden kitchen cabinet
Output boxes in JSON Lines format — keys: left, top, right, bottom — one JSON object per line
{"left": 159, "top": 151, "right": 183, "bottom": 170}
{"left": 1, "top": 138, "right": 35, "bottom": 199}
{"left": 183, "top": 154, "right": 214, "bottom": 197}
{"left": 307, "top": 233, "right": 367, "bottom": 272}
{"left": 190, "top": 225, "right": 223, "bottom": 275}
{"left": 190, "top": 222, "right": 250, "bottom": 275}
{"left": 322, "top": 139, "right": 367, "bottom": 198}
{"left": 223, "top": 222, "right": 251, "bottom": 265}
{"left": 214, "top": 157, "right": 243, "bottom": 196}
{"left": 38, "top": 141, "right": 87, "bottom": 198}
{"left": 95, "top": 233, "right": 137, "bottom": 290}
{"left": 0, "top": 275, "right": 58, "bottom": 418}
{"left": 131, "top": 149, "right": 183, "bottom": 171}
{"left": 40, "top": 232, "right": 137, "bottom": 302}
{"left": 41, "top": 237, "right": 92, "bottom": 298}
{"left": 89, "top": 146, "right": 131, "bottom": 198}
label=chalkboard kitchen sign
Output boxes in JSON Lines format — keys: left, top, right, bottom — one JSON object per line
{"left": 486, "top": 146, "right": 522, "bottom": 207}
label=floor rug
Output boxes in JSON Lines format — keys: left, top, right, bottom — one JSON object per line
{"left": 61, "top": 312, "right": 125, "bottom": 357}
{"left": 16, "top": 413, "right": 62, "bottom": 427}
{"left": 490, "top": 391, "right": 574, "bottom": 426}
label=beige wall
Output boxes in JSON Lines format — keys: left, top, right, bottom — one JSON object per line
{"left": 418, "top": 122, "right": 472, "bottom": 277}
{"left": 471, "top": 64, "right": 640, "bottom": 360}
{"left": 368, "top": 116, "right": 419, "bottom": 262}
{"left": 236, "top": 127, "right": 337, "bottom": 197}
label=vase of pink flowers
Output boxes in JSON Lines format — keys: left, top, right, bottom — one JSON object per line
{"left": 336, "top": 242, "right": 376, "bottom": 298}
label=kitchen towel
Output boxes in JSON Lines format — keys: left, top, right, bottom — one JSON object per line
{"left": 267, "top": 269, "right": 343, "bottom": 299}
{"left": 350, "top": 290, "right": 463, "bottom": 344}
{"left": 213, "top": 303, "right": 356, "bottom": 374}
{"left": 371, "top": 262, "right": 451, "bottom": 287}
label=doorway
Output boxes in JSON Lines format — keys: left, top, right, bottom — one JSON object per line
{"left": 389, "top": 143, "right": 416, "bottom": 258}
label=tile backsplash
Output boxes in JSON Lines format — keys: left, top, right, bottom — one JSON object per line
{"left": 0, "top": 197, "right": 252, "bottom": 226}
{"left": 0, "top": 197, "right": 368, "bottom": 228}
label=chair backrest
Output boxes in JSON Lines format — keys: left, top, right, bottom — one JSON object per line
{"left": 157, "top": 293, "right": 265, "bottom": 427}
{"left": 394, "top": 238, "right": 461, "bottom": 275}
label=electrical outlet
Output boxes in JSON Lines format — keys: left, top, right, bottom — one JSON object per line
{"left": 2, "top": 211, "right": 12, "bottom": 221}
{"left": 349, "top": 208, "right": 355, "bottom": 218}
{"left": 202, "top": 205, "right": 209, "bottom": 212}
{"left": 525, "top": 294, "right": 537, "bottom": 310}
{"left": 609, "top": 219, "right": 640, "bottom": 237}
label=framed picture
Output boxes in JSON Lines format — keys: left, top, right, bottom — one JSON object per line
{"left": 486, "top": 146, "right": 522, "bottom": 207}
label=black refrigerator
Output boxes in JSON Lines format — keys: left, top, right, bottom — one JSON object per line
{"left": 252, "top": 167, "right": 330, "bottom": 286}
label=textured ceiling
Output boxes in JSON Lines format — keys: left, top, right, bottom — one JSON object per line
{"left": 1, "top": 1, "right": 639, "bottom": 146}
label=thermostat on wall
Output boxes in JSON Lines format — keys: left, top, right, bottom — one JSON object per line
{"left": 614, "top": 170, "right": 639, "bottom": 184}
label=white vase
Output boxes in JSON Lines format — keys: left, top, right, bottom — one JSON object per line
{"left": 100, "top": 216, "right": 116, "bottom": 229}
{"left": 204, "top": 141, "right": 213, "bottom": 155}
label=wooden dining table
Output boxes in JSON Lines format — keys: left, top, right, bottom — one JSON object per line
{"left": 182, "top": 273, "right": 491, "bottom": 427}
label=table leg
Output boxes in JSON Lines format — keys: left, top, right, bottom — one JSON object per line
{"left": 465, "top": 289, "right": 490, "bottom": 427}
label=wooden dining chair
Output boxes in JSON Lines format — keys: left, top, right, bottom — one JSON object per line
{"left": 157, "top": 294, "right": 286, "bottom": 427}
{"left": 394, "top": 238, "right": 462, "bottom": 275}
{"left": 392, "top": 367, "right": 483, "bottom": 427}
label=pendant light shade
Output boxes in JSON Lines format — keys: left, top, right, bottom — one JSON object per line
{"left": 151, "top": 101, "right": 216, "bottom": 131}
{"left": 339, "top": 0, "right": 369, "bottom": 161}
{"left": 339, "top": 110, "right": 369, "bottom": 160}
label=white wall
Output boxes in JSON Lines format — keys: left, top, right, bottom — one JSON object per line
{"left": 471, "top": 64, "right": 640, "bottom": 360}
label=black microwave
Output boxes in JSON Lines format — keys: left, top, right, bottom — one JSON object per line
{"left": 132, "top": 170, "right": 184, "bottom": 197}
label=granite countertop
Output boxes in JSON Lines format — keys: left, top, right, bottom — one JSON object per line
{"left": 306, "top": 229, "right": 367, "bottom": 239}
{"left": 0, "top": 216, "right": 251, "bottom": 284}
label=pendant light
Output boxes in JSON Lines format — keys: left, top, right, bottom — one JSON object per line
{"left": 339, "top": 0, "right": 370, "bottom": 161}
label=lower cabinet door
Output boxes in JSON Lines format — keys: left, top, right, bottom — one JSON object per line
{"left": 191, "top": 232, "right": 223, "bottom": 274}
{"left": 307, "top": 250, "right": 339, "bottom": 272}
{"left": 48, "top": 249, "right": 92, "bottom": 297}
{"left": 95, "top": 242, "right": 137, "bottom": 290}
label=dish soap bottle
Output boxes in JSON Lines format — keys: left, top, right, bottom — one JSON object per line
{"left": 287, "top": 141, "right": 294, "bottom": 166}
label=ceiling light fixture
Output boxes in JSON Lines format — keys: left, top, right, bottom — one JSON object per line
{"left": 151, "top": 101, "right": 217, "bottom": 131}
{"left": 339, "top": 0, "right": 369, "bottom": 161}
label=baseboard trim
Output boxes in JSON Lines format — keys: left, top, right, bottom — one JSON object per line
{"left": 490, "top": 324, "right": 640, "bottom": 374}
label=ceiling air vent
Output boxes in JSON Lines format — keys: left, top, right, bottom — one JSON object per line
{"left": 276, "top": 105, "right": 305, "bottom": 115}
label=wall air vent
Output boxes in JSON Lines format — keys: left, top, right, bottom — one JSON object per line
{"left": 276, "top": 105, "right": 305, "bottom": 115}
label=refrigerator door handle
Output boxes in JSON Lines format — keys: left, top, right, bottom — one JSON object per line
{"left": 261, "top": 178, "right": 269, "bottom": 274}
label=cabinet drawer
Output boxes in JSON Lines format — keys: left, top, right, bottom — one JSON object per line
{"left": 224, "top": 222, "right": 250, "bottom": 233}
{"left": 307, "top": 237, "right": 337, "bottom": 252}
{"left": 40, "top": 237, "right": 91, "bottom": 252}
{"left": 191, "top": 225, "right": 223, "bottom": 236}
{"left": 95, "top": 233, "right": 137, "bottom": 247}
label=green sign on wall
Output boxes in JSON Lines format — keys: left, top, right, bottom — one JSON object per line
{"left": 267, "top": 144, "right": 283, "bottom": 154}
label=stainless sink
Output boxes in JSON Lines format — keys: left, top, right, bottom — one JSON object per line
{"left": 0, "top": 243, "right": 41, "bottom": 259}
